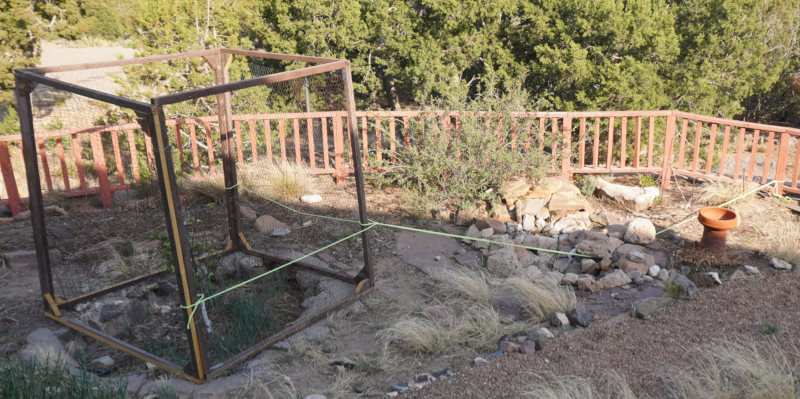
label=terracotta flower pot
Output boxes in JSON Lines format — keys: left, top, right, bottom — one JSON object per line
{"left": 697, "top": 207, "right": 739, "bottom": 253}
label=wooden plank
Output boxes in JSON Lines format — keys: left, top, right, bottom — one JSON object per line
{"left": 620, "top": 116, "right": 627, "bottom": 168}
{"left": 278, "top": 119, "right": 287, "bottom": 162}
{"left": 633, "top": 116, "right": 641, "bottom": 168}
{"left": 143, "top": 130, "right": 155, "bottom": 174}
{"left": 89, "top": 131, "right": 112, "bottom": 208}
{"left": 551, "top": 118, "right": 559, "bottom": 170}
{"left": 293, "top": 118, "right": 301, "bottom": 165}
{"left": 718, "top": 125, "right": 731, "bottom": 177}
{"left": 578, "top": 117, "right": 586, "bottom": 168}
{"left": 792, "top": 138, "right": 800, "bottom": 189}
{"left": 55, "top": 137, "right": 70, "bottom": 191}
{"left": 691, "top": 122, "right": 702, "bottom": 173}
{"left": 647, "top": 116, "right": 655, "bottom": 167}
{"left": 0, "top": 141, "right": 21, "bottom": 215}
{"left": 524, "top": 118, "right": 532, "bottom": 149}
{"left": 220, "top": 48, "right": 341, "bottom": 64}
{"left": 189, "top": 123, "right": 200, "bottom": 174}
{"left": 37, "top": 138, "right": 53, "bottom": 192}
{"left": 561, "top": 118, "right": 572, "bottom": 175}
{"left": 376, "top": 116, "right": 383, "bottom": 166}
{"left": 71, "top": 134, "right": 87, "bottom": 190}
{"left": 333, "top": 116, "right": 345, "bottom": 183}
{"left": 705, "top": 123, "right": 717, "bottom": 175}
{"left": 403, "top": 116, "right": 410, "bottom": 147}
{"left": 249, "top": 119, "right": 258, "bottom": 162}
{"left": 733, "top": 127, "right": 746, "bottom": 180}
{"left": 660, "top": 115, "right": 677, "bottom": 188}
{"left": 389, "top": 117, "right": 397, "bottom": 164}
{"left": 110, "top": 130, "right": 126, "bottom": 185}
{"left": 306, "top": 117, "right": 314, "bottom": 169}
{"left": 677, "top": 118, "right": 688, "bottom": 169}
{"left": 761, "top": 131, "right": 774, "bottom": 184}
{"left": 126, "top": 130, "right": 140, "bottom": 183}
{"left": 673, "top": 110, "right": 800, "bottom": 136}
{"left": 15, "top": 70, "right": 151, "bottom": 112}
{"left": 748, "top": 130, "right": 760, "bottom": 182}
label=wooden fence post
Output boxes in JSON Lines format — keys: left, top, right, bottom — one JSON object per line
{"left": 660, "top": 114, "right": 677, "bottom": 188}
{"left": 561, "top": 117, "right": 572, "bottom": 176}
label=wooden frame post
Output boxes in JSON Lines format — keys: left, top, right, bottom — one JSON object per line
{"left": 143, "top": 105, "right": 208, "bottom": 381}
{"left": 205, "top": 52, "right": 243, "bottom": 250}
{"left": 341, "top": 65, "right": 375, "bottom": 285}
{"left": 15, "top": 73, "right": 55, "bottom": 307}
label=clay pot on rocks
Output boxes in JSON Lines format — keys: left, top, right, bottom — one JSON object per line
{"left": 697, "top": 207, "right": 738, "bottom": 254}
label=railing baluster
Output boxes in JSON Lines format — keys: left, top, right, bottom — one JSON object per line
{"left": 278, "top": 119, "right": 287, "bottom": 162}
{"left": 174, "top": 124, "right": 185, "bottom": 172}
{"left": 647, "top": 116, "right": 655, "bottom": 168}
{"left": 263, "top": 119, "right": 273, "bottom": 163}
{"left": 293, "top": 118, "right": 302, "bottom": 165}
{"left": 71, "top": 133, "right": 87, "bottom": 190}
{"left": 403, "top": 116, "right": 410, "bottom": 147}
{"left": 633, "top": 116, "right": 641, "bottom": 169}
{"left": 110, "top": 130, "right": 125, "bottom": 185}
{"left": 733, "top": 127, "right": 745, "bottom": 180}
{"left": 389, "top": 117, "right": 397, "bottom": 164}
{"left": 539, "top": 117, "right": 545, "bottom": 155}
{"left": 204, "top": 122, "right": 215, "bottom": 173}
{"left": 774, "top": 133, "right": 790, "bottom": 194}
{"left": 361, "top": 116, "right": 369, "bottom": 169}
{"left": 705, "top": 123, "right": 717, "bottom": 174}
{"left": 691, "top": 122, "right": 702, "bottom": 173}
{"left": 761, "top": 131, "right": 774, "bottom": 184}
{"left": 89, "top": 131, "right": 112, "bottom": 208}
{"left": 620, "top": 116, "right": 627, "bottom": 168}
{"left": 791, "top": 137, "right": 800, "bottom": 189}
{"left": 606, "top": 116, "right": 614, "bottom": 169}
{"left": 306, "top": 117, "right": 314, "bottom": 169}
{"left": 127, "top": 129, "right": 140, "bottom": 183}
{"left": 321, "top": 117, "right": 329, "bottom": 169}
{"left": 524, "top": 118, "right": 532, "bottom": 150}
{"left": 235, "top": 120, "right": 244, "bottom": 165}
{"left": 578, "top": 117, "right": 586, "bottom": 168}
{"left": 189, "top": 123, "right": 200, "bottom": 174}
{"left": 0, "top": 140, "right": 21, "bottom": 215}
{"left": 718, "top": 126, "right": 730, "bottom": 177}
{"left": 748, "top": 130, "right": 760, "bottom": 182}
{"left": 249, "top": 119, "right": 258, "bottom": 163}
{"left": 37, "top": 138, "right": 53, "bottom": 192}
{"left": 677, "top": 118, "right": 688, "bottom": 169}
{"left": 56, "top": 137, "right": 70, "bottom": 190}
{"left": 376, "top": 116, "right": 383, "bottom": 167}
{"left": 593, "top": 117, "right": 600, "bottom": 168}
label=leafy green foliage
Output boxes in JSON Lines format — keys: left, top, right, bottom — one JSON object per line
{"left": 638, "top": 174, "right": 657, "bottom": 187}
{"left": 0, "top": 0, "right": 39, "bottom": 108}
{"left": 0, "top": 357, "right": 127, "bottom": 399}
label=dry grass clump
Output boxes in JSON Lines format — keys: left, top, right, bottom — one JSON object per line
{"left": 770, "top": 219, "right": 800, "bottom": 265}
{"left": 696, "top": 180, "right": 759, "bottom": 205}
{"left": 182, "top": 170, "right": 226, "bottom": 202}
{"left": 502, "top": 277, "right": 577, "bottom": 322}
{"left": 437, "top": 267, "right": 495, "bottom": 305}
{"left": 240, "top": 160, "right": 316, "bottom": 201}
{"left": 523, "top": 373, "right": 637, "bottom": 399}
{"left": 667, "top": 340, "right": 798, "bottom": 399}
{"left": 377, "top": 313, "right": 462, "bottom": 354}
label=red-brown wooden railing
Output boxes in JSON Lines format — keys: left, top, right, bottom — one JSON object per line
{"left": 2, "top": 110, "right": 799, "bottom": 215}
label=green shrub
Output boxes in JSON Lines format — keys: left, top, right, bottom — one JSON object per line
{"left": 638, "top": 174, "right": 657, "bottom": 187}
{"left": 383, "top": 88, "right": 553, "bottom": 215}
{"left": 576, "top": 175, "right": 597, "bottom": 197}
{"left": 0, "top": 357, "right": 126, "bottom": 399}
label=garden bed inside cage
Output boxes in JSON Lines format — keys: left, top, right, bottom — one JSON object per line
{"left": 13, "top": 48, "right": 374, "bottom": 383}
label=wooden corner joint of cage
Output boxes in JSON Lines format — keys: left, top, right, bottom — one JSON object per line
{"left": 238, "top": 232, "right": 252, "bottom": 251}
{"left": 43, "top": 293, "right": 61, "bottom": 317}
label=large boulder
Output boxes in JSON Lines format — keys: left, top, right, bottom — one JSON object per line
{"left": 515, "top": 198, "right": 549, "bottom": 221}
{"left": 597, "top": 269, "right": 632, "bottom": 290}
{"left": 498, "top": 177, "right": 532, "bottom": 204}
{"left": 632, "top": 297, "right": 674, "bottom": 319}
{"left": 524, "top": 176, "right": 564, "bottom": 198}
{"left": 546, "top": 181, "right": 592, "bottom": 212}
{"left": 623, "top": 218, "right": 657, "bottom": 245}
{"left": 572, "top": 230, "right": 623, "bottom": 258}
{"left": 595, "top": 178, "right": 660, "bottom": 211}
{"left": 522, "top": 234, "right": 558, "bottom": 251}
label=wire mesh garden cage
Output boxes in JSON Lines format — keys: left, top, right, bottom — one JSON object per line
{"left": 13, "top": 48, "right": 374, "bottom": 383}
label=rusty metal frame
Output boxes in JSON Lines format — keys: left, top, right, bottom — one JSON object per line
{"left": 14, "top": 48, "right": 374, "bottom": 384}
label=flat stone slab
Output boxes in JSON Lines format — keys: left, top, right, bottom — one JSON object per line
{"left": 395, "top": 231, "right": 462, "bottom": 275}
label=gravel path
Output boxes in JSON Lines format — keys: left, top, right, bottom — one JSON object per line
{"left": 408, "top": 272, "right": 800, "bottom": 398}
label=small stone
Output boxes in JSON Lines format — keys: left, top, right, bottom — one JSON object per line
{"left": 434, "top": 256, "right": 441, "bottom": 262}
{"left": 390, "top": 384, "right": 409, "bottom": 393}
{"left": 239, "top": 205, "right": 257, "bottom": 221}
{"left": 522, "top": 340, "right": 537, "bottom": 354}
{"left": 632, "top": 297, "right": 674, "bottom": 319}
{"left": 91, "top": 355, "right": 115, "bottom": 369}
{"left": 432, "top": 368, "right": 455, "bottom": 378}
{"left": 793, "top": 265, "right": 800, "bottom": 275}
{"left": 485, "top": 349, "right": 503, "bottom": 360}
{"left": 627, "top": 270, "right": 642, "bottom": 280}
{"left": 353, "top": 384, "right": 368, "bottom": 394}
{"left": 623, "top": 218, "right": 657, "bottom": 244}
{"left": 657, "top": 269, "right": 669, "bottom": 281}
{"left": 551, "top": 312, "right": 570, "bottom": 327}
{"left": 536, "top": 327, "right": 555, "bottom": 339}
{"left": 499, "top": 340, "right": 521, "bottom": 354}
{"left": 414, "top": 373, "right": 435, "bottom": 384}
{"left": 567, "top": 307, "right": 592, "bottom": 327}
{"left": 598, "top": 270, "right": 632, "bottom": 290}
{"left": 771, "top": 257, "right": 792, "bottom": 270}
{"left": 387, "top": 392, "right": 398, "bottom": 398}
{"left": 643, "top": 275, "right": 654, "bottom": 282}
{"left": 706, "top": 272, "right": 722, "bottom": 285}
{"left": 743, "top": 265, "right": 760, "bottom": 275}
{"left": 479, "top": 227, "right": 494, "bottom": 238}
{"left": 729, "top": 270, "right": 747, "bottom": 281}
{"left": 476, "top": 218, "right": 507, "bottom": 234}
{"left": 271, "top": 226, "right": 291, "bottom": 236}
{"left": 672, "top": 275, "right": 698, "bottom": 300}
{"left": 304, "top": 395, "right": 327, "bottom": 399}
{"left": 301, "top": 194, "right": 323, "bottom": 203}
{"left": 581, "top": 258, "right": 599, "bottom": 275}
{"left": 562, "top": 273, "right": 579, "bottom": 285}
{"left": 633, "top": 276, "right": 645, "bottom": 285}
{"left": 472, "top": 357, "right": 489, "bottom": 366}
{"left": 648, "top": 265, "right": 661, "bottom": 277}
{"left": 599, "top": 257, "right": 612, "bottom": 270}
